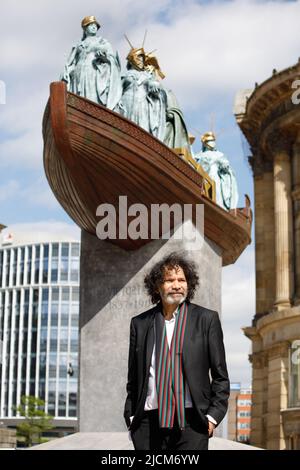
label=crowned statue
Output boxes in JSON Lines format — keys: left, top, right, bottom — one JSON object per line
{"left": 119, "top": 37, "right": 167, "bottom": 141}
{"left": 61, "top": 16, "right": 122, "bottom": 111}
{"left": 144, "top": 53, "right": 190, "bottom": 150}
{"left": 195, "top": 132, "right": 239, "bottom": 210}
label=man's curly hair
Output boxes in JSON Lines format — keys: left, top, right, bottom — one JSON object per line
{"left": 144, "top": 252, "right": 199, "bottom": 304}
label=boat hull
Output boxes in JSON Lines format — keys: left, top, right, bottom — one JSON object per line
{"left": 43, "top": 82, "right": 252, "bottom": 265}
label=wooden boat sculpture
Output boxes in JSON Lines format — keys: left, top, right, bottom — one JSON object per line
{"left": 43, "top": 81, "right": 252, "bottom": 265}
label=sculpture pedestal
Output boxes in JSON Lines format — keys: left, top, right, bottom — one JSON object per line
{"left": 30, "top": 432, "right": 263, "bottom": 450}
{"left": 79, "top": 228, "right": 222, "bottom": 432}
{"left": 43, "top": 80, "right": 252, "bottom": 437}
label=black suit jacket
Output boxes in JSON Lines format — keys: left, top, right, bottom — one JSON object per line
{"left": 124, "top": 302, "right": 230, "bottom": 432}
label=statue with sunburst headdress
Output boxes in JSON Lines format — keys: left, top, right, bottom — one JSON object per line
{"left": 143, "top": 52, "right": 190, "bottom": 151}
{"left": 195, "top": 132, "right": 239, "bottom": 210}
{"left": 119, "top": 33, "right": 167, "bottom": 141}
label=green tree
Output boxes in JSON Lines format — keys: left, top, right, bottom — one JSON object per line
{"left": 15, "top": 395, "right": 53, "bottom": 447}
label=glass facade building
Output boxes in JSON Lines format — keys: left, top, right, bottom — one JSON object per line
{"left": 0, "top": 231, "right": 80, "bottom": 432}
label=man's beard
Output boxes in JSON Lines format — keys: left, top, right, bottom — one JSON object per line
{"left": 160, "top": 292, "right": 187, "bottom": 305}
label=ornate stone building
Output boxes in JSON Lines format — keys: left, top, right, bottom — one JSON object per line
{"left": 234, "top": 62, "right": 300, "bottom": 450}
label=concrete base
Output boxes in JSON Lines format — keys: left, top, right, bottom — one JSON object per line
{"left": 0, "top": 428, "right": 16, "bottom": 449}
{"left": 29, "top": 432, "right": 263, "bottom": 450}
{"left": 79, "top": 228, "right": 222, "bottom": 432}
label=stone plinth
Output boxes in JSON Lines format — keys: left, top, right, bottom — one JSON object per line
{"left": 0, "top": 428, "right": 16, "bottom": 449}
{"left": 30, "top": 432, "right": 263, "bottom": 450}
{"left": 79, "top": 229, "right": 222, "bottom": 432}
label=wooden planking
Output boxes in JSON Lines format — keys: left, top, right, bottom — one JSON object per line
{"left": 43, "top": 82, "right": 252, "bottom": 265}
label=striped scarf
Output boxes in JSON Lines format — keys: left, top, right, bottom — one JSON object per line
{"left": 155, "top": 302, "right": 188, "bottom": 429}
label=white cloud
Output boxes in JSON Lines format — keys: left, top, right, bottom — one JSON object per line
{"left": 1, "top": 0, "right": 300, "bottom": 169}
{"left": 139, "top": 0, "right": 300, "bottom": 107}
{"left": 222, "top": 245, "right": 255, "bottom": 387}
{"left": 21, "top": 177, "right": 60, "bottom": 210}
{"left": 0, "top": 180, "right": 20, "bottom": 202}
{"left": 0, "top": 88, "right": 47, "bottom": 169}
{"left": 0, "top": 133, "right": 42, "bottom": 169}
{"left": 2, "top": 220, "right": 80, "bottom": 241}
{"left": 0, "top": 176, "right": 60, "bottom": 210}
{"left": 1, "top": 0, "right": 171, "bottom": 72}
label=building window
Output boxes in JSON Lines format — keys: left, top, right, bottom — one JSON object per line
{"left": 238, "top": 411, "right": 251, "bottom": 417}
{"left": 71, "top": 244, "right": 80, "bottom": 257}
{"left": 0, "top": 291, "right": 4, "bottom": 341}
{"left": 42, "top": 244, "right": 49, "bottom": 284}
{"left": 39, "top": 353, "right": 47, "bottom": 387}
{"left": 237, "top": 399, "right": 252, "bottom": 406}
{"left": 39, "top": 381, "right": 46, "bottom": 401}
{"left": 5, "top": 250, "right": 10, "bottom": 286}
{"left": 40, "top": 328, "right": 48, "bottom": 353}
{"left": 237, "top": 422, "right": 250, "bottom": 429}
{"left": 0, "top": 250, "right": 3, "bottom": 287}
{"left": 19, "top": 247, "right": 25, "bottom": 285}
{"left": 26, "top": 246, "right": 32, "bottom": 284}
{"left": 61, "top": 288, "right": 70, "bottom": 327}
{"left": 60, "top": 243, "right": 69, "bottom": 282}
{"left": 31, "top": 289, "right": 39, "bottom": 355}
{"left": 58, "top": 385, "right": 67, "bottom": 417}
{"left": 238, "top": 435, "right": 249, "bottom": 442}
{"left": 48, "top": 380, "right": 56, "bottom": 416}
{"left": 12, "top": 249, "right": 17, "bottom": 286}
{"left": 34, "top": 246, "right": 40, "bottom": 284}
{"left": 68, "top": 380, "right": 77, "bottom": 417}
{"left": 70, "top": 243, "right": 80, "bottom": 282}
{"left": 289, "top": 342, "right": 300, "bottom": 407}
{"left": 72, "top": 287, "right": 79, "bottom": 302}
{"left": 41, "top": 288, "right": 49, "bottom": 327}
{"left": 50, "top": 288, "right": 59, "bottom": 350}
{"left": 48, "top": 353, "right": 57, "bottom": 380}
{"left": 51, "top": 244, "right": 59, "bottom": 283}
{"left": 22, "top": 289, "right": 29, "bottom": 382}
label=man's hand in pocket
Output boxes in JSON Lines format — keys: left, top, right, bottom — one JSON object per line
{"left": 208, "top": 421, "right": 215, "bottom": 437}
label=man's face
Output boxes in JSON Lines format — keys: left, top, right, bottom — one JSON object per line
{"left": 159, "top": 266, "right": 188, "bottom": 305}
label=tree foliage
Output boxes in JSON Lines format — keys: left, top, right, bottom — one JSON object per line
{"left": 15, "top": 395, "right": 53, "bottom": 447}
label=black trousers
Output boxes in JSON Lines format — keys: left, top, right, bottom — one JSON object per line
{"left": 131, "top": 408, "right": 209, "bottom": 450}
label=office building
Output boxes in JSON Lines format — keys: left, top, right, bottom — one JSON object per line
{"left": 0, "top": 227, "right": 80, "bottom": 435}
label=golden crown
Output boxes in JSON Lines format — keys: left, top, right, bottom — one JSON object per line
{"left": 126, "top": 47, "right": 146, "bottom": 69}
{"left": 81, "top": 16, "right": 101, "bottom": 30}
{"left": 144, "top": 53, "right": 165, "bottom": 79}
{"left": 201, "top": 131, "right": 216, "bottom": 144}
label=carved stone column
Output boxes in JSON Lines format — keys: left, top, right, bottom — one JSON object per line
{"left": 292, "top": 137, "right": 300, "bottom": 304}
{"left": 266, "top": 341, "right": 289, "bottom": 450}
{"left": 252, "top": 156, "right": 275, "bottom": 316}
{"left": 249, "top": 350, "right": 268, "bottom": 448}
{"left": 273, "top": 148, "right": 293, "bottom": 309}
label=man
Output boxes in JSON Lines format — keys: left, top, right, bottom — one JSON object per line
{"left": 124, "top": 252, "right": 230, "bottom": 450}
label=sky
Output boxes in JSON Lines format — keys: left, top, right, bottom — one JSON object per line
{"left": 1, "top": 0, "right": 300, "bottom": 387}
